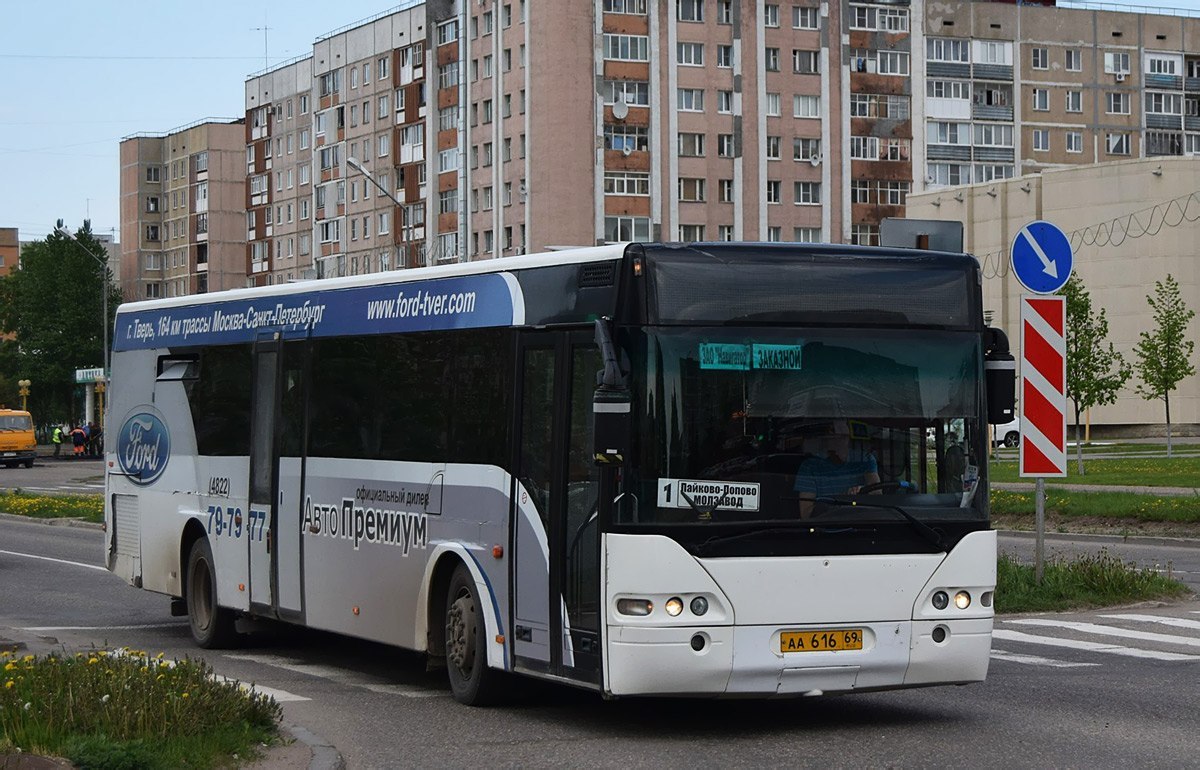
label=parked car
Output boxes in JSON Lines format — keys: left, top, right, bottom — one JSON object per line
{"left": 993, "top": 416, "right": 1020, "bottom": 448}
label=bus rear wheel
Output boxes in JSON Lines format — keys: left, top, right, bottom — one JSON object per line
{"left": 186, "top": 538, "right": 239, "bottom": 649}
{"left": 445, "top": 563, "right": 503, "bottom": 705}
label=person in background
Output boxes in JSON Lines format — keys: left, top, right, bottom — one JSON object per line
{"left": 70, "top": 425, "right": 87, "bottom": 459}
{"left": 795, "top": 421, "right": 880, "bottom": 518}
{"left": 51, "top": 425, "right": 64, "bottom": 459}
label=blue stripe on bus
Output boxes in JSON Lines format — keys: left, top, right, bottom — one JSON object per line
{"left": 466, "top": 549, "right": 509, "bottom": 672}
{"left": 113, "top": 272, "right": 522, "bottom": 351}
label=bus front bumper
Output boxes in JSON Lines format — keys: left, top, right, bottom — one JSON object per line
{"left": 605, "top": 617, "right": 993, "bottom": 697}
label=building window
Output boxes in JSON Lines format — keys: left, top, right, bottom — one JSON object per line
{"left": 927, "top": 38, "right": 969, "bottom": 63}
{"left": 974, "top": 123, "right": 1013, "bottom": 147}
{"left": 605, "top": 124, "right": 648, "bottom": 152}
{"left": 1106, "top": 92, "right": 1130, "bottom": 114}
{"left": 927, "top": 79, "right": 970, "bottom": 99}
{"left": 604, "top": 0, "right": 648, "bottom": 14}
{"left": 678, "top": 88, "right": 704, "bottom": 112}
{"left": 718, "top": 133, "right": 735, "bottom": 157}
{"left": 794, "top": 137, "right": 820, "bottom": 161}
{"left": 1066, "top": 90, "right": 1082, "bottom": 113}
{"left": 766, "top": 180, "right": 781, "bottom": 204}
{"left": 718, "top": 90, "right": 734, "bottom": 114}
{"left": 678, "top": 132, "right": 705, "bottom": 157}
{"left": 717, "top": 45, "right": 733, "bottom": 68}
{"left": 877, "top": 51, "right": 909, "bottom": 76}
{"left": 793, "top": 94, "right": 819, "bottom": 118}
{"left": 792, "top": 50, "right": 819, "bottom": 74}
{"left": 765, "top": 136, "right": 781, "bottom": 160}
{"left": 793, "top": 227, "right": 820, "bottom": 242}
{"left": 794, "top": 181, "right": 820, "bottom": 205}
{"left": 719, "top": 179, "right": 734, "bottom": 202}
{"left": 1032, "top": 88, "right": 1049, "bottom": 111}
{"left": 1066, "top": 49, "right": 1082, "bottom": 72}
{"left": 1148, "top": 56, "right": 1178, "bottom": 76}
{"left": 793, "top": 6, "right": 818, "bottom": 29}
{"left": 764, "top": 4, "right": 779, "bottom": 26}
{"left": 766, "top": 92, "right": 781, "bottom": 116}
{"left": 1066, "top": 131, "right": 1083, "bottom": 154}
{"left": 145, "top": 225, "right": 160, "bottom": 241}
{"left": 1104, "top": 51, "right": 1130, "bottom": 75}
{"left": 604, "top": 172, "right": 650, "bottom": 195}
{"left": 765, "top": 47, "right": 780, "bottom": 72}
{"left": 677, "top": 0, "right": 703, "bottom": 22}
{"left": 1146, "top": 92, "right": 1182, "bottom": 115}
{"left": 677, "top": 42, "right": 704, "bottom": 66}
{"left": 437, "top": 20, "right": 458, "bottom": 46}
{"left": 604, "top": 80, "right": 649, "bottom": 106}
{"left": 606, "top": 216, "right": 651, "bottom": 241}
{"left": 678, "top": 178, "right": 706, "bottom": 202}
{"left": 1031, "top": 47, "right": 1048, "bottom": 70}
{"left": 145, "top": 166, "right": 161, "bottom": 182}
{"left": 717, "top": 0, "right": 732, "bottom": 23}
{"left": 850, "top": 225, "right": 879, "bottom": 246}
{"left": 1032, "top": 129, "right": 1050, "bottom": 152}
{"left": 1106, "top": 132, "right": 1130, "bottom": 155}
{"left": 718, "top": 225, "right": 734, "bottom": 241}
{"left": 605, "top": 34, "right": 649, "bottom": 62}
{"left": 678, "top": 224, "right": 705, "bottom": 241}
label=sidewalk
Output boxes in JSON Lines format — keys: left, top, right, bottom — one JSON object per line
{"left": 993, "top": 481, "right": 1200, "bottom": 497}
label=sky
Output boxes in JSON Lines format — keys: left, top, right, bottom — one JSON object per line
{"left": 3, "top": 0, "right": 1200, "bottom": 245}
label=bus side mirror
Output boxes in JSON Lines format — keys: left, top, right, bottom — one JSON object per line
{"left": 984, "top": 326, "right": 1015, "bottom": 424}
{"left": 593, "top": 388, "right": 630, "bottom": 466}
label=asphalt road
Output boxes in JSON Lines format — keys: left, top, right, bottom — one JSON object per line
{"left": 3, "top": 516, "right": 1199, "bottom": 768}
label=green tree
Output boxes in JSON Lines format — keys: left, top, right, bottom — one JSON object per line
{"left": 1059, "top": 273, "right": 1131, "bottom": 475}
{"left": 0, "top": 222, "right": 121, "bottom": 426}
{"left": 1133, "top": 274, "right": 1196, "bottom": 457}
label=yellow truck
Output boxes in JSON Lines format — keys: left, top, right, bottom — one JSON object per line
{"left": 0, "top": 409, "right": 36, "bottom": 468}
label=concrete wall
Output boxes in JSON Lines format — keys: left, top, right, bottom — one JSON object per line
{"left": 907, "top": 156, "right": 1199, "bottom": 435}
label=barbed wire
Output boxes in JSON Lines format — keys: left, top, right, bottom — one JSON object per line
{"left": 972, "top": 189, "right": 1200, "bottom": 280}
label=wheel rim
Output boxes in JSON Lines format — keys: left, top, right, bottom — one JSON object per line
{"left": 190, "top": 556, "right": 213, "bottom": 633}
{"left": 446, "top": 587, "right": 477, "bottom": 675}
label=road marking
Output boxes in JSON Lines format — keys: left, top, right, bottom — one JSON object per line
{"left": 989, "top": 649, "right": 1099, "bottom": 668}
{"left": 234, "top": 653, "right": 445, "bottom": 698}
{"left": 214, "top": 675, "right": 310, "bottom": 703}
{"left": 0, "top": 549, "right": 107, "bottom": 572}
{"left": 1099, "top": 614, "right": 1200, "bottom": 631}
{"left": 992, "top": 629, "right": 1200, "bottom": 661}
{"left": 19, "top": 622, "right": 187, "bottom": 632}
{"left": 1007, "top": 619, "right": 1200, "bottom": 649}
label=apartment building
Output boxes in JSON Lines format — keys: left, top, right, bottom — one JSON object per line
{"left": 119, "top": 120, "right": 247, "bottom": 299}
{"left": 0, "top": 228, "right": 17, "bottom": 278}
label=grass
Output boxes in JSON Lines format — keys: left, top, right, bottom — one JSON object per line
{"left": 0, "top": 489, "right": 103, "bottom": 523}
{"left": 996, "top": 550, "right": 1189, "bottom": 613}
{"left": 989, "top": 456, "right": 1200, "bottom": 487}
{"left": 0, "top": 648, "right": 281, "bottom": 769}
{"left": 990, "top": 487, "right": 1200, "bottom": 525}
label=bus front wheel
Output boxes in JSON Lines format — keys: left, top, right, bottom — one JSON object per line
{"left": 186, "top": 538, "right": 239, "bottom": 649}
{"left": 444, "top": 563, "right": 503, "bottom": 705}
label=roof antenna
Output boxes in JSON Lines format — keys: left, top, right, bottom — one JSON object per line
{"left": 251, "top": 12, "right": 271, "bottom": 71}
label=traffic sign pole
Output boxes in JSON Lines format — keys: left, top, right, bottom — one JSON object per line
{"left": 1035, "top": 478, "right": 1045, "bottom": 583}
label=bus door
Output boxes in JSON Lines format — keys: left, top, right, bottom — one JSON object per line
{"left": 247, "top": 334, "right": 307, "bottom": 619}
{"left": 513, "top": 331, "right": 602, "bottom": 684}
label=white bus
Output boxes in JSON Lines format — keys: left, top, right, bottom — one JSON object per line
{"left": 104, "top": 242, "right": 1015, "bottom": 705}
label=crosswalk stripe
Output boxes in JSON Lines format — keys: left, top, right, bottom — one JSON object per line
{"left": 1098, "top": 614, "right": 1200, "bottom": 631}
{"left": 234, "top": 652, "right": 445, "bottom": 698}
{"left": 989, "top": 649, "right": 1099, "bottom": 668}
{"left": 1007, "top": 619, "right": 1200, "bottom": 649}
{"left": 991, "top": 629, "right": 1200, "bottom": 661}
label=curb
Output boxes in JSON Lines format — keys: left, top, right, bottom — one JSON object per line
{"left": 996, "top": 528, "right": 1200, "bottom": 549}
{"left": 286, "top": 723, "right": 346, "bottom": 770}
{"left": 0, "top": 511, "right": 103, "bottom": 530}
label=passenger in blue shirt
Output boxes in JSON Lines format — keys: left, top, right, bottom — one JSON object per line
{"left": 795, "top": 421, "right": 880, "bottom": 518}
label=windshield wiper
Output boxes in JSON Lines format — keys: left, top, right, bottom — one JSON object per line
{"left": 678, "top": 487, "right": 731, "bottom": 521}
{"left": 814, "top": 498, "right": 947, "bottom": 552}
{"left": 693, "top": 524, "right": 864, "bottom": 556}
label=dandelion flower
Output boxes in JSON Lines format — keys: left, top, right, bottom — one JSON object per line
{"left": 88, "top": 658, "right": 99, "bottom": 665}
{"left": 21, "top": 655, "right": 33, "bottom": 663}
{"left": 101, "top": 694, "right": 111, "bottom": 703}
{"left": 3, "top": 662, "right": 14, "bottom": 671}
{"left": 4, "top": 681, "right": 13, "bottom": 689}
{"left": 181, "top": 692, "right": 189, "bottom": 699}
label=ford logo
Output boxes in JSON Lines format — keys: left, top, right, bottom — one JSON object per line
{"left": 117, "top": 412, "right": 170, "bottom": 485}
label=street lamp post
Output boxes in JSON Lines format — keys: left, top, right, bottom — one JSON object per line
{"left": 54, "top": 221, "right": 111, "bottom": 380}
{"left": 17, "top": 379, "right": 30, "bottom": 411}
{"left": 346, "top": 157, "right": 416, "bottom": 268}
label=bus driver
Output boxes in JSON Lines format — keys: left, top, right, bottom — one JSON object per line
{"left": 795, "top": 421, "right": 880, "bottom": 518}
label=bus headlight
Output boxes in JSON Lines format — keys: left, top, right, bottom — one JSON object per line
{"left": 954, "top": 591, "right": 972, "bottom": 610}
{"left": 665, "top": 597, "right": 684, "bottom": 617}
{"left": 690, "top": 596, "right": 709, "bottom": 616}
{"left": 616, "top": 598, "right": 653, "bottom": 616}
{"left": 931, "top": 591, "right": 949, "bottom": 610}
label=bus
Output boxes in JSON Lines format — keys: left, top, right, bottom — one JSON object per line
{"left": 104, "top": 242, "right": 1015, "bottom": 705}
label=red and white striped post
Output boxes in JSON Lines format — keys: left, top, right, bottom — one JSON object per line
{"left": 1020, "top": 296, "right": 1067, "bottom": 581}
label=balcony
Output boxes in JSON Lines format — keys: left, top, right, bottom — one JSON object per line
{"left": 927, "top": 144, "right": 971, "bottom": 161}
{"left": 1184, "top": 115, "right": 1200, "bottom": 132}
{"left": 1146, "top": 74, "right": 1182, "bottom": 91}
{"left": 974, "top": 146, "right": 1014, "bottom": 163}
{"left": 1186, "top": 76, "right": 1200, "bottom": 92}
{"left": 927, "top": 61, "right": 970, "bottom": 79}
{"left": 972, "top": 104, "right": 1013, "bottom": 121}
{"left": 1146, "top": 113, "right": 1183, "bottom": 130}
{"left": 972, "top": 64, "right": 1012, "bottom": 81}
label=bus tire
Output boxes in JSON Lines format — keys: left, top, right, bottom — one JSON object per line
{"left": 445, "top": 563, "right": 503, "bottom": 706}
{"left": 1003, "top": 431, "right": 1019, "bottom": 448}
{"left": 186, "top": 537, "right": 239, "bottom": 649}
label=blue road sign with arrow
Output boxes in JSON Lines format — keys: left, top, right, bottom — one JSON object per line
{"left": 1010, "top": 220, "right": 1073, "bottom": 294}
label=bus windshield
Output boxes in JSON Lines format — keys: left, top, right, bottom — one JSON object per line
{"left": 624, "top": 327, "right": 986, "bottom": 526}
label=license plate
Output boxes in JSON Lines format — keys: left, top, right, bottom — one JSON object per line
{"left": 780, "top": 628, "right": 864, "bottom": 653}
{"left": 1, "top": 452, "right": 14, "bottom": 457}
